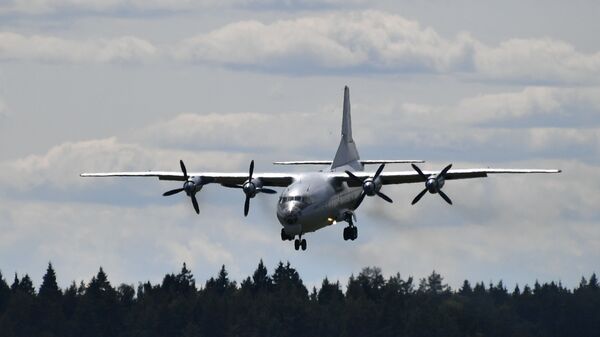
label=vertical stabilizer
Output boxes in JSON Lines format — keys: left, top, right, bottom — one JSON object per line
{"left": 331, "top": 86, "right": 362, "bottom": 171}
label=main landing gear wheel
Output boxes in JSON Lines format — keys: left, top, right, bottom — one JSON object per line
{"left": 343, "top": 226, "right": 358, "bottom": 241}
{"left": 294, "top": 238, "right": 307, "bottom": 251}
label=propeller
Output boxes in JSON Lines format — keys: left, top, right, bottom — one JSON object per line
{"left": 223, "top": 160, "right": 276, "bottom": 216}
{"left": 162, "top": 160, "right": 202, "bottom": 214}
{"left": 411, "top": 163, "right": 453, "bottom": 205}
{"left": 345, "top": 163, "right": 393, "bottom": 209}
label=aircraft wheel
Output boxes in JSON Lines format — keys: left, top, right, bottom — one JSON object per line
{"left": 294, "top": 239, "right": 300, "bottom": 250}
{"left": 343, "top": 227, "right": 348, "bottom": 241}
{"left": 281, "top": 228, "right": 287, "bottom": 241}
{"left": 301, "top": 239, "right": 307, "bottom": 251}
{"left": 352, "top": 227, "right": 358, "bottom": 240}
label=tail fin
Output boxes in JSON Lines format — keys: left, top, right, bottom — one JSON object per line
{"left": 331, "top": 86, "right": 362, "bottom": 171}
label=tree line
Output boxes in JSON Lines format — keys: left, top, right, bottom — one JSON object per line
{"left": 0, "top": 261, "right": 598, "bottom": 337}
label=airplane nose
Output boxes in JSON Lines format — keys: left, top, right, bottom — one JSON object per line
{"left": 283, "top": 206, "right": 301, "bottom": 225}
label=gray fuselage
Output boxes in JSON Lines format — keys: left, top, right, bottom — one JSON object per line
{"left": 276, "top": 171, "right": 363, "bottom": 236}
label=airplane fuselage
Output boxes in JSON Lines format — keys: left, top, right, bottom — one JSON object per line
{"left": 276, "top": 171, "right": 362, "bottom": 236}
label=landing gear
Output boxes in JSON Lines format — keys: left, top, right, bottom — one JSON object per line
{"left": 294, "top": 238, "right": 307, "bottom": 251}
{"left": 281, "top": 228, "right": 293, "bottom": 241}
{"left": 342, "top": 211, "right": 358, "bottom": 241}
{"left": 343, "top": 226, "right": 358, "bottom": 241}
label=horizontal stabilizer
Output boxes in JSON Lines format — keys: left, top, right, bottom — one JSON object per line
{"left": 273, "top": 160, "right": 425, "bottom": 165}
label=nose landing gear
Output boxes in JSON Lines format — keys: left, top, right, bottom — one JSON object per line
{"left": 280, "top": 228, "right": 307, "bottom": 251}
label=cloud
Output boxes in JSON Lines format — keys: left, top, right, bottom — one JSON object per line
{"left": 0, "top": 198, "right": 280, "bottom": 287}
{"left": 0, "top": 92, "right": 598, "bottom": 288}
{"left": 0, "top": 137, "right": 251, "bottom": 195}
{"left": 2, "top": 84, "right": 598, "bottom": 200}
{"left": 475, "top": 38, "right": 600, "bottom": 84}
{"left": 1, "top": 11, "right": 599, "bottom": 83}
{"left": 0, "top": 97, "right": 8, "bottom": 119}
{"left": 0, "top": 0, "right": 366, "bottom": 15}
{"left": 0, "top": 32, "right": 157, "bottom": 64}
{"left": 174, "top": 11, "right": 477, "bottom": 74}
{"left": 173, "top": 11, "right": 600, "bottom": 82}
{"left": 135, "top": 112, "right": 338, "bottom": 152}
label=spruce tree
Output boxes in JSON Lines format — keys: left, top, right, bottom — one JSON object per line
{"left": 39, "top": 262, "right": 61, "bottom": 299}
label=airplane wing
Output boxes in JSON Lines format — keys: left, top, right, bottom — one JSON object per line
{"left": 332, "top": 168, "right": 561, "bottom": 186}
{"left": 80, "top": 171, "right": 296, "bottom": 187}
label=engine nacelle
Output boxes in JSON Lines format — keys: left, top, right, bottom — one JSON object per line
{"left": 242, "top": 178, "right": 262, "bottom": 198}
{"left": 184, "top": 176, "right": 204, "bottom": 196}
{"left": 425, "top": 175, "right": 444, "bottom": 194}
{"left": 362, "top": 177, "right": 382, "bottom": 196}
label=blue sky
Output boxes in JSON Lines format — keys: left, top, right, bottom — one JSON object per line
{"left": 0, "top": 0, "right": 599, "bottom": 290}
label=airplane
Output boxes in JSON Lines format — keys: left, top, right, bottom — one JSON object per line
{"left": 81, "top": 86, "right": 561, "bottom": 251}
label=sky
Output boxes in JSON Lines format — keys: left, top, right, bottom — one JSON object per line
{"left": 0, "top": 0, "right": 599, "bottom": 291}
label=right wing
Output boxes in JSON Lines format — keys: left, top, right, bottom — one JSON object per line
{"left": 330, "top": 168, "right": 561, "bottom": 186}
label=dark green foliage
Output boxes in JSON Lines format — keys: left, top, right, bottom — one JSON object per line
{"left": 39, "top": 263, "right": 61, "bottom": 300}
{"left": 0, "top": 263, "right": 598, "bottom": 337}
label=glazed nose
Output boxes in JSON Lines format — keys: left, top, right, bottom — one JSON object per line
{"left": 284, "top": 207, "right": 301, "bottom": 225}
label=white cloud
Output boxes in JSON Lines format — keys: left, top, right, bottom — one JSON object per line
{"left": 475, "top": 38, "right": 600, "bottom": 83}
{"left": 0, "top": 137, "right": 250, "bottom": 193}
{"left": 173, "top": 11, "right": 600, "bottom": 82}
{"left": 1, "top": 0, "right": 366, "bottom": 14}
{"left": 136, "top": 112, "right": 337, "bottom": 151}
{"left": 0, "top": 198, "right": 280, "bottom": 287}
{"left": 1, "top": 11, "right": 599, "bottom": 82}
{"left": 0, "top": 97, "right": 7, "bottom": 118}
{"left": 175, "top": 11, "right": 476, "bottom": 73}
{"left": 0, "top": 32, "right": 157, "bottom": 64}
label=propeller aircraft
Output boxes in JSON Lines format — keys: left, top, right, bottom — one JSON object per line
{"left": 81, "top": 87, "right": 561, "bottom": 251}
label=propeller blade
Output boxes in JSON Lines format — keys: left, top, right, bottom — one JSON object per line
{"left": 373, "top": 163, "right": 385, "bottom": 180}
{"left": 259, "top": 188, "right": 277, "bottom": 194}
{"left": 222, "top": 184, "right": 243, "bottom": 189}
{"left": 191, "top": 194, "right": 200, "bottom": 214}
{"left": 163, "top": 188, "right": 184, "bottom": 196}
{"left": 438, "top": 190, "right": 453, "bottom": 205}
{"left": 248, "top": 160, "right": 254, "bottom": 180}
{"left": 180, "top": 160, "right": 188, "bottom": 179}
{"left": 411, "top": 164, "right": 427, "bottom": 180}
{"left": 354, "top": 191, "right": 366, "bottom": 209}
{"left": 345, "top": 170, "right": 365, "bottom": 184}
{"left": 439, "top": 164, "right": 453, "bottom": 177}
{"left": 411, "top": 188, "right": 428, "bottom": 205}
{"left": 244, "top": 196, "right": 250, "bottom": 216}
{"left": 376, "top": 191, "right": 393, "bottom": 203}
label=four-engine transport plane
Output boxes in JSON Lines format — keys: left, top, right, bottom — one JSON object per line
{"left": 81, "top": 87, "right": 561, "bottom": 251}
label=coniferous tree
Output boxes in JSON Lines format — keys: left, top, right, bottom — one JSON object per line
{"left": 251, "top": 259, "right": 272, "bottom": 293}
{"left": 459, "top": 280, "right": 473, "bottom": 296}
{"left": 39, "top": 262, "right": 61, "bottom": 300}
{"left": 588, "top": 273, "right": 599, "bottom": 290}
{"left": 10, "top": 273, "right": 19, "bottom": 292}
{"left": 0, "top": 261, "right": 598, "bottom": 337}
{"left": 0, "top": 271, "right": 10, "bottom": 313}
{"left": 18, "top": 275, "right": 35, "bottom": 296}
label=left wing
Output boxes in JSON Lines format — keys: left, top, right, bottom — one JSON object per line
{"left": 331, "top": 168, "right": 561, "bottom": 186}
{"left": 80, "top": 171, "right": 296, "bottom": 187}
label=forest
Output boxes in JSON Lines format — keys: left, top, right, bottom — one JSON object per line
{"left": 0, "top": 261, "right": 598, "bottom": 337}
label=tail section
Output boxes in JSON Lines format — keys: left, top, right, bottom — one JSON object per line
{"left": 331, "top": 86, "right": 362, "bottom": 171}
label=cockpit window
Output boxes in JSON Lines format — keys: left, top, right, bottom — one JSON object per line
{"left": 279, "top": 196, "right": 311, "bottom": 204}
